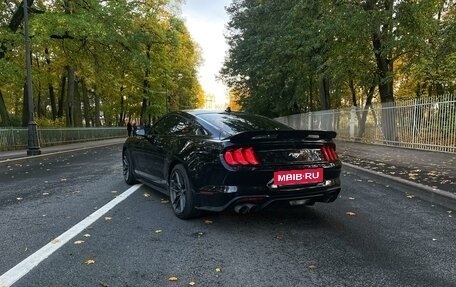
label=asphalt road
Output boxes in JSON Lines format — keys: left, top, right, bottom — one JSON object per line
{"left": 0, "top": 144, "right": 455, "bottom": 287}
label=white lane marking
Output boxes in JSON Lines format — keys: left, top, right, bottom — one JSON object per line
{"left": 0, "top": 184, "right": 142, "bottom": 287}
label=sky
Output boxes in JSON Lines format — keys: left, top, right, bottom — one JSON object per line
{"left": 181, "top": 0, "right": 232, "bottom": 107}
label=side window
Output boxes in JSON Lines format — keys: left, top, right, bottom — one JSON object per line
{"left": 192, "top": 123, "right": 209, "bottom": 136}
{"left": 152, "top": 115, "right": 209, "bottom": 136}
{"left": 152, "top": 115, "right": 176, "bottom": 135}
{"left": 152, "top": 115, "right": 191, "bottom": 136}
{"left": 183, "top": 119, "right": 210, "bottom": 136}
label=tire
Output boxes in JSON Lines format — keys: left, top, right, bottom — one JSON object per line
{"left": 169, "top": 164, "right": 199, "bottom": 219}
{"left": 123, "top": 150, "right": 138, "bottom": 185}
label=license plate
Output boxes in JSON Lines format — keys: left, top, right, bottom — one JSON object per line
{"left": 274, "top": 168, "right": 324, "bottom": 186}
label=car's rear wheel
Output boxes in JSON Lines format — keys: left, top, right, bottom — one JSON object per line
{"left": 123, "top": 150, "right": 138, "bottom": 185}
{"left": 169, "top": 164, "right": 199, "bottom": 219}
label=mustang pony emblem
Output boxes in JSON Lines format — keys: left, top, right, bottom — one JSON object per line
{"left": 288, "top": 150, "right": 309, "bottom": 159}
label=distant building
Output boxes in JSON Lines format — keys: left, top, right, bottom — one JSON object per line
{"left": 203, "top": 94, "right": 216, "bottom": 109}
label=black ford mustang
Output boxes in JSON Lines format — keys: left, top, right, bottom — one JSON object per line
{"left": 122, "top": 110, "right": 341, "bottom": 219}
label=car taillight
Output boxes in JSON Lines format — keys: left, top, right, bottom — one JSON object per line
{"left": 224, "top": 147, "right": 259, "bottom": 166}
{"left": 321, "top": 144, "right": 339, "bottom": 162}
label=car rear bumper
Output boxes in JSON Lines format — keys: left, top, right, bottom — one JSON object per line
{"left": 194, "top": 178, "right": 341, "bottom": 212}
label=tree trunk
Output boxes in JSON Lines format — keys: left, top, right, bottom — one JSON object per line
{"left": 318, "top": 77, "right": 330, "bottom": 110}
{"left": 365, "top": 0, "right": 397, "bottom": 143}
{"left": 45, "top": 47, "right": 57, "bottom": 120}
{"left": 0, "top": 90, "right": 11, "bottom": 126}
{"left": 66, "top": 66, "right": 75, "bottom": 127}
{"left": 349, "top": 79, "right": 358, "bottom": 108}
{"left": 318, "top": 77, "right": 331, "bottom": 130}
{"left": 73, "top": 80, "right": 82, "bottom": 127}
{"left": 357, "top": 86, "right": 375, "bottom": 140}
{"left": 118, "top": 86, "right": 125, "bottom": 126}
{"left": 349, "top": 79, "right": 362, "bottom": 123}
{"left": 22, "top": 83, "right": 28, "bottom": 126}
{"left": 94, "top": 91, "right": 101, "bottom": 127}
{"left": 49, "top": 84, "right": 57, "bottom": 120}
{"left": 141, "top": 44, "right": 152, "bottom": 125}
{"left": 58, "top": 75, "right": 66, "bottom": 118}
{"left": 37, "top": 87, "right": 42, "bottom": 118}
{"left": 141, "top": 77, "right": 149, "bottom": 125}
{"left": 81, "top": 80, "right": 91, "bottom": 127}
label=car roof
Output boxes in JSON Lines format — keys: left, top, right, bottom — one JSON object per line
{"left": 182, "top": 109, "right": 234, "bottom": 116}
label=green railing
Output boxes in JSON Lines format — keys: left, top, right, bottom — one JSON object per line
{"left": 0, "top": 127, "right": 126, "bottom": 151}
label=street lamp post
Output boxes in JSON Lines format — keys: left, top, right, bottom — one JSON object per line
{"left": 23, "top": 0, "right": 41, "bottom": 156}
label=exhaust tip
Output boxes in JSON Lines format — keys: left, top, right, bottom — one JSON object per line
{"left": 234, "top": 203, "right": 256, "bottom": 214}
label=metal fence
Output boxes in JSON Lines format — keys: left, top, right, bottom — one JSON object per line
{"left": 275, "top": 94, "right": 456, "bottom": 154}
{"left": 0, "top": 127, "right": 126, "bottom": 151}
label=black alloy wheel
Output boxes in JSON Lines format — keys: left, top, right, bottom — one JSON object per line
{"left": 169, "top": 164, "right": 199, "bottom": 219}
{"left": 122, "top": 150, "right": 137, "bottom": 185}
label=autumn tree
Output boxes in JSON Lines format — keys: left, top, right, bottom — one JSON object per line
{"left": 0, "top": 0, "right": 201, "bottom": 127}
{"left": 221, "top": 0, "right": 455, "bottom": 142}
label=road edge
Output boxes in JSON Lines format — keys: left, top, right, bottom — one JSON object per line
{"left": 343, "top": 162, "right": 456, "bottom": 208}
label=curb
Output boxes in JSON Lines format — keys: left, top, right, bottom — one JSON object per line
{"left": 343, "top": 162, "right": 456, "bottom": 204}
{"left": 0, "top": 140, "right": 124, "bottom": 164}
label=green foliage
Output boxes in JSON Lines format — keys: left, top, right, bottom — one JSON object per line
{"left": 0, "top": 0, "right": 202, "bottom": 127}
{"left": 35, "top": 116, "right": 65, "bottom": 127}
{"left": 221, "top": 0, "right": 456, "bottom": 117}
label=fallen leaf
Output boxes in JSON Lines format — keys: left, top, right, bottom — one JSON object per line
{"left": 204, "top": 219, "right": 213, "bottom": 225}
{"left": 42, "top": 192, "right": 49, "bottom": 196}
{"left": 308, "top": 264, "right": 317, "bottom": 270}
{"left": 406, "top": 194, "right": 415, "bottom": 199}
{"left": 143, "top": 192, "right": 151, "bottom": 198}
{"left": 61, "top": 178, "right": 67, "bottom": 182}
{"left": 16, "top": 197, "right": 23, "bottom": 201}
{"left": 189, "top": 281, "right": 196, "bottom": 286}
{"left": 348, "top": 197, "right": 355, "bottom": 200}
{"left": 104, "top": 216, "right": 112, "bottom": 221}
{"left": 83, "top": 233, "right": 91, "bottom": 238}
{"left": 432, "top": 238, "right": 437, "bottom": 241}
{"left": 111, "top": 191, "right": 118, "bottom": 194}
{"left": 85, "top": 259, "right": 95, "bottom": 265}
{"left": 161, "top": 198, "right": 170, "bottom": 204}
{"left": 345, "top": 211, "right": 356, "bottom": 216}
{"left": 99, "top": 281, "right": 109, "bottom": 287}
{"left": 168, "top": 276, "right": 178, "bottom": 281}
{"left": 74, "top": 240, "right": 85, "bottom": 245}
{"left": 155, "top": 229, "right": 162, "bottom": 233}
{"left": 215, "top": 267, "right": 221, "bottom": 272}
{"left": 51, "top": 239, "right": 60, "bottom": 244}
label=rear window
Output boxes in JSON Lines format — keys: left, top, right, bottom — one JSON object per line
{"left": 198, "top": 112, "right": 292, "bottom": 137}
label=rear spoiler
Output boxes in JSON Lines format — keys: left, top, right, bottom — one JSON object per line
{"left": 225, "top": 130, "right": 337, "bottom": 143}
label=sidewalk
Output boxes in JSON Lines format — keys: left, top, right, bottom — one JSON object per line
{"left": 0, "top": 138, "right": 126, "bottom": 162}
{"left": 335, "top": 140, "right": 456, "bottom": 196}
